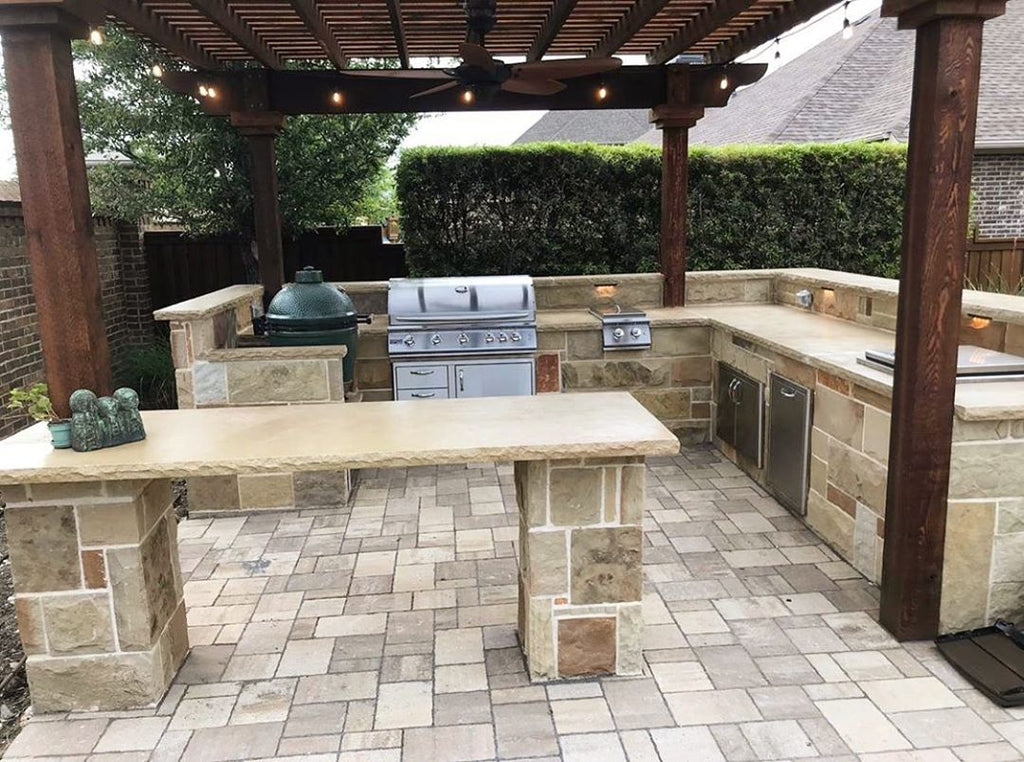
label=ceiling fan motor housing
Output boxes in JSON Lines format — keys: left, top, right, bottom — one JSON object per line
{"left": 464, "top": 0, "right": 497, "bottom": 44}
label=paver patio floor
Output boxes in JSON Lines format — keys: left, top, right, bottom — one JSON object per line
{"left": 6, "top": 445, "right": 1024, "bottom": 761}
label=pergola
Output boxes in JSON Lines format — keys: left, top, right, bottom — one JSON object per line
{"left": 0, "top": 0, "right": 1007, "bottom": 642}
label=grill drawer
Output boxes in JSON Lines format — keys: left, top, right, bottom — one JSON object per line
{"left": 395, "top": 387, "right": 450, "bottom": 401}
{"left": 395, "top": 365, "right": 448, "bottom": 389}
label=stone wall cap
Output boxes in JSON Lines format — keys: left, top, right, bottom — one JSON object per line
{"left": 154, "top": 285, "right": 264, "bottom": 321}
{"left": 0, "top": 392, "right": 679, "bottom": 484}
{"left": 200, "top": 345, "right": 346, "bottom": 362}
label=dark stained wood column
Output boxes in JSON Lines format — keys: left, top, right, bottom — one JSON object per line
{"left": 651, "top": 66, "right": 703, "bottom": 307}
{"left": 231, "top": 111, "right": 286, "bottom": 305}
{"left": 879, "top": 0, "right": 1005, "bottom": 640}
{"left": 0, "top": 5, "right": 112, "bottom": 416}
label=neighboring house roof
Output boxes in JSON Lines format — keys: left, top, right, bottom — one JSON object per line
{"left": 514, "top": 108, "right": 651, "bottom": 145}
{"left": 638, "top": 4, "right": 1023, "bottom": 149}
{"left": 0, "top": 179, "right": 20, "bottom": 203}
{"left": 515, "top": 4, "right": 1023, "bottom": 152}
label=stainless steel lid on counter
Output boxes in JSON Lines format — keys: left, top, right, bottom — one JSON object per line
{"left": 859, "top": 344, "right": 1024, "bottom": 381}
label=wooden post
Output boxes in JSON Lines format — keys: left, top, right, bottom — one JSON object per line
{"left": 231, "top": 111, "right": 286, "bottom": 306}
{"left": 650, "top": 66, "right": 703, "bottom": 308}
{"left": 879, "top": 0, "right": 1005, "bottom": 640}
{"left": 0, "top": 7, "right": 112, "bottom": 416}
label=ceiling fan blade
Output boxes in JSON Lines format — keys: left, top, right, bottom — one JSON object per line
{"left": 459, "top": 42, "right": 498, "bottom": 73}
{"left": 346, "top": 69, "right": 454, "bottom": 80}
{"left": 410, "top": 81, "right": 461, "bottom": 99}
{"left": 511, "top": 57, "right": 622, "bottom": 80}
{"left": 501, "top": 77, "right": 567, "bottom": 95}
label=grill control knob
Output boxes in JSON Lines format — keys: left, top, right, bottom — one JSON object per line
{"left": 485, "top": 333, "right": 495, "bottom": 343}
{"left": 458, "top": 333, "right": 469, "bottom": 345}
{"left": 498, "top": 333, "right": 508, "bottom": 342}
{"left": 630, "top": 327, "right": 643, "bottom": 338}
{"left": 510, "top": 331, "right": 521, "bottom": 342}
{"left": 612, "top": 328, "right": 625, "bottom": 341}
{"left": 403, "top": 335, "right": 415, "bottom": 346}
{"left": 430, "top": 334, "right": 442, "bottom": 345}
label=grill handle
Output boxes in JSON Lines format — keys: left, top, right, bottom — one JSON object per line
{"left": 389, "top": 312, "right": 531, "bottom": 324}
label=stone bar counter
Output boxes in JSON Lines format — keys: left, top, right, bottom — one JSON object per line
{"left": 0, "top": 393, "right": 677, "bottom": 711}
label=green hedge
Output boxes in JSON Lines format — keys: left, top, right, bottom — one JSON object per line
{"left": 395, "top": 142, "right": 907, "bottom": 278}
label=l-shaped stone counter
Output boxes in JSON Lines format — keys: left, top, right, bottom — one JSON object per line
{"left": 341, "top": 268, "right": 1024, "bottom": 635}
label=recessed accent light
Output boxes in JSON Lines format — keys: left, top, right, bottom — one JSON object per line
{"left": 969, "top": 314, "right": 992, "bottom": 329}
{"left": 198, "top": 85, "right": 209, "bottom": 97}
{"left": 596, "top": 85, "right": 609, "bottom": 101}
{"left": 719, "top": 74, "right": 729, "bottom": 90}
{"left": 331, "top": 91, "right": 344, "bottom": 105}
{"left": 461, "top": 88, "right": 475, "bottom": 104}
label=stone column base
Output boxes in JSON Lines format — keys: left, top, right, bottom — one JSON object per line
{"left": 1, "top": 479, "right": 188, "bottom": 712}
{"left": 515, "top": 457, "right": 645, "bottom": 680}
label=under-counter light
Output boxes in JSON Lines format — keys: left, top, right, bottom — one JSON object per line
{"left": 594, "top": 283, "right": 618, "bottom": 298}
{"left": 969, "top": 314, "right": 992, "bottom": 329}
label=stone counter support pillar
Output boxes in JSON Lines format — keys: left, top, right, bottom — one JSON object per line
{"left": 1, "top": 479, "right": 187, "bottom": 712}
{"left": 515, "top": 456, "right": 645, "bottom": 679}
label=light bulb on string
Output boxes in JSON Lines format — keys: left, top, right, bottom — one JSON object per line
{"left": 719, "top": 73, "right": 729, "bottom": 90}
{"left": 198, "top": 84, "right": 209, "bottom": 97}
{"left": 461, "top": 88, "right": 475, "bottom": 105}
{"left": 331, "top": 91, "right": 344, "bottom": 106}
{"left": 842, "top": 2, "right": 853, "bottom": 39}
{"left": 773, "top": 38, "right": 781, "bottom": 60}
{"left": 206, "top": 86, "right": 217, "bottom": 98}
{"left": 89, "top": 27, "right": 105, "bottom": 45}
{"left": 596, "top": 84, "right": 608, "bottom": 101}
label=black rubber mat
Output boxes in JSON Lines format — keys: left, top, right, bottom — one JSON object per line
{"left": 936, "top": 620, "right": 1024, "bottom": 707}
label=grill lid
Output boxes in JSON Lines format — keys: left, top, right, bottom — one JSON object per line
{"left": 387, "top": 275, "right": 535, "bottom": 325}
{"left": 267, "top": 267, "right": 357, "bottom": 329}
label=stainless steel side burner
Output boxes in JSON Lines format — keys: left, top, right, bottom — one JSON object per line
{"left": 590, "top": 305, "right": 651, "bottom": 351}
{"left": 858, "top": 344, "right": 1024, "bottom": 382}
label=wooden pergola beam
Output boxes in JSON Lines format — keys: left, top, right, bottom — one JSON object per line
{"left": 288, "top": 0, "right": 347, "bottom": 69}
{"left": 648, "top": 0, "right": 759, "bottom": 65}
{"left": 384, "top": 0, "right": 409, "bottom": 68}
{"left": 706, "top": 0, "right": 837, "bottom": 63}
{"left": 526, "top": 0, "right": 580, "bottom": 61}
{"left": 185, "top": 0, "right": 284, "bottom": 70}
{"left": 105, "top": 0, "right": 220, "bottom": 70}
{"left": 591, "top": 0, "right": 672, "bottom": 58}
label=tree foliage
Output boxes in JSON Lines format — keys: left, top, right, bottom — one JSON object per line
{"left": 396, "top": 142, "right": 907, "bottom": 279}
{"left": 73, "top": 27, "right": 417, "bottom": 236}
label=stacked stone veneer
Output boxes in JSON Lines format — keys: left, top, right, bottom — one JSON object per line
{"left": 942, "top": 418, "right": 1024, "bottom": 631}
{"left": 0, "top": 479, "right": 187, "bottom": 711}
{"left": 159, "top": 287, "right": 351, "bottom": 514}
{"left": 515, "top": 456, "right": 644, "bottom": 679}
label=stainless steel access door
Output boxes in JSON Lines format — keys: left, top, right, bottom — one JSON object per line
{"left": 454, "top": 360, "right": 535, "bottom": 398}
{"left": 766, "top": 374, "right": 812, "bottom": 515}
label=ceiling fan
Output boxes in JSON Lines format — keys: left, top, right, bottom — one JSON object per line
{"left": 347, "top": 1, "right": 622, "bottom": 99}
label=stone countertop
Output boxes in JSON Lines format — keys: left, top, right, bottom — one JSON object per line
{"left": 0, "top": 392, "right": 679, "bottom": 484}
{"left": 154, "top": 285, "right": 263, "bottom": 321}
{"left": 202, "top": 345, "right": 346, "bottom": 362}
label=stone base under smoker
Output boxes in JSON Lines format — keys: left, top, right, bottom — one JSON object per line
{"left": 516, "top": 457, "right": 644, "bottom": 680}
{"left": 2, "top": 479, "right": 188, "bottom": 711}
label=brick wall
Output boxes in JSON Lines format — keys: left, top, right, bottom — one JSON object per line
{"left": 0, "top": 204, "right": 153, "bottom": 436}
{"left": 972, "top": 153, "right": 1024, "bottom": 238}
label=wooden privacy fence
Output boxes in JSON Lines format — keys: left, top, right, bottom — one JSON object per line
{"left": 145, "top": 226, "right": 407, "bottom": 309}
{"left": 965, "top": 236, "right": 1024, "bottom": 294}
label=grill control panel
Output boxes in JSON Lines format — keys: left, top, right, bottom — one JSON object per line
{"left": 388, "top": 327, "right": 538, "bottom": 356}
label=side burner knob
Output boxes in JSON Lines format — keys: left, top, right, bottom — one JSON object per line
{"left": 630, "top": 327, "right": 643, "bottom": 338}
{"left": 612, "top": 328, "right": 625, "bottom": 341}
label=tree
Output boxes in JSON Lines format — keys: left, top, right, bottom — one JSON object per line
{"left": 73, "top": 27, "right": 418, "bottom": 238}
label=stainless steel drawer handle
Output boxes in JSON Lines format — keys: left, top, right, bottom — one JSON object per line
{"left": 411, "top": 392, "right": 435, "bottom": 398}
{"left": 409, "top": 369, "right": 435, "bottom": 376}
{"left": 780, "top": 387, "right": 797, "bottom": 398}
{"left": 458, "top": 369, "right": 465, "bottom": 392}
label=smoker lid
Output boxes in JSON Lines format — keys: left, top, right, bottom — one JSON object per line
{"left": 267, "top": 267, "right": 357, "bottom": 327}
{"left": 865, "top": 345, "right": 1024, "bottom": 376}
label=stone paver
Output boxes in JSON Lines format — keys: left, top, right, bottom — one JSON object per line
{"left": 5, "top": 448, "right": 1023, "bottom": 761}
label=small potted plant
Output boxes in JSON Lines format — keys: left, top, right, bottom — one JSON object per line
{"left": 6, "top": 383, "right": 71, "bottom": 448}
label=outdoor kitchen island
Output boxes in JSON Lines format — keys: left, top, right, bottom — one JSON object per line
{"left": 0, "top": 392, "right": 677, "bottom": 712}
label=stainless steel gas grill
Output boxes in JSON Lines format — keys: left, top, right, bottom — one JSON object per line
{"left": 387, "top": 275, "right": 537, "bottom": 400}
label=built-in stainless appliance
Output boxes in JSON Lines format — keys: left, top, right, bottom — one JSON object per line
{"left": 716, "top": 362, "right": 764, "bottom": 468}
{"left": 589, "top": 305, "right": 652, "bottom": 351}
{"left": 387, "top": 275, "right": 537, "bottom": 400}
{"left": 858, "top": 344, "right": 1024, "bottom": 382}
{"left": 766, "top": 375, "right": 812, "bottom": 515}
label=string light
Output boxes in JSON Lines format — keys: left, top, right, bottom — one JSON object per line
{"left": 740, "top": 2, "right": 865, "bottom": 64}
{"left": 842, "top": 1, "right": 853, "bottom": 39}
{"left": 198, "top": 84, "right": 209, "bottom": 97}
{"left": 719, "top": 73, "right": 729, "bottom": 90}
{"left": 206, "top": 86, "right": 218, "bottom": 98}
{"left": 89, "top": 27, "right": 105, "bottom": 45}
{"left": 596, "top": 84, "right": 608, "bottom": 101}
{"left": 461, "top": 88, "right": 474, "bottom": 104}
{"left": 151, "top": 64, "right": 164, "bottom": 78}
{"left": 331, "top": 91, "right": 344, "bottom": 106}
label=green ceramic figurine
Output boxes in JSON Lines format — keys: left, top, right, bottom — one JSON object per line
{"left": 69, "top": 387, "right": 146, "bottom": 452}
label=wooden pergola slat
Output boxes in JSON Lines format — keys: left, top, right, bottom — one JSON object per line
{"left": 106, "top": 0, "right": 220, "bottom": 69}
{"left": 384, "top": 0, "right": 410, "bottom": 68}
{"left": 707, "top": 0, "right": 839, "bottom": 63}
{"left": 648, "top": 0, "right": 760, "bottom": 64}
{"left": 526, "top": 0, "right": 580, "bottom": 61}
{"left": 287, "top": 0, "right": 348, "bottom": 69}
{"left": 185, "top": 0, "right": 285, "bottom": 69}
{"left": 590, "top": 0, "right": 673, "bottom": 58}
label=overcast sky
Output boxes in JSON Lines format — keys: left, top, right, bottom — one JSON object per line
{"left": 0, "top": 0, "right": 882, "bottom": 179}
